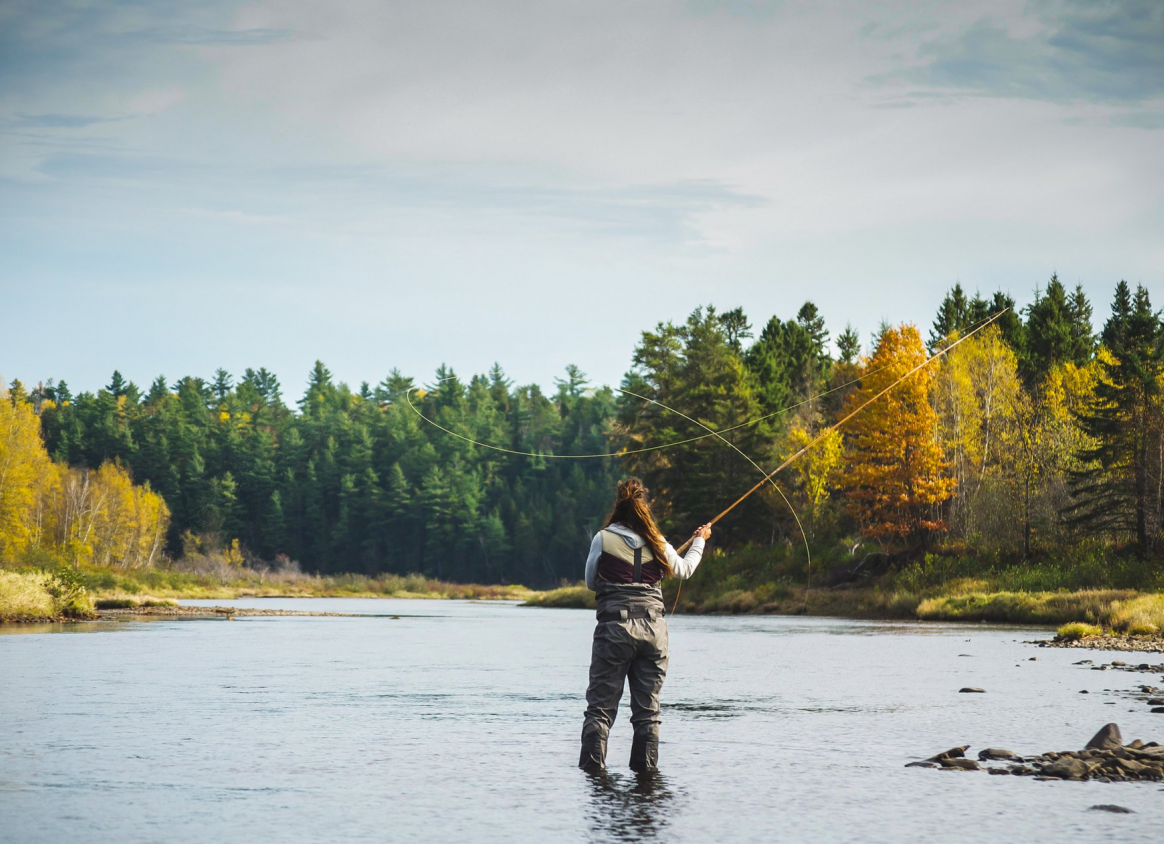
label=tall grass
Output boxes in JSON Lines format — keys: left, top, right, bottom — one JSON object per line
{"left": 0, "top": 570, "right": 95, "bottom": 620}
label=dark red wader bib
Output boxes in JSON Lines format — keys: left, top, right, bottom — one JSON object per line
{"left": 579, "top": 532, "right": 669, "bottom": 773}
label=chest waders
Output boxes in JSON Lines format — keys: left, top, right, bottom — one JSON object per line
{"left": 580, "top": 533, "right": 669, "bottom": 774}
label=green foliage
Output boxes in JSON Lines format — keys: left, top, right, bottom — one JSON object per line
{"left": 1056, "top": 621, "right": 1103, "bottom": 639}
{"left": 1068, "top": 282, "right": 1164, "bottom": 549}
{"left": 522, "top": 583, "right": 596, "bottom": 609}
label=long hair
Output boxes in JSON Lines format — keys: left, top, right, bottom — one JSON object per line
{"left": 602, "top": 477, "right": 672, "bottom": 577}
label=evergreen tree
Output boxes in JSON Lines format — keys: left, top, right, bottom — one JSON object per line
{"left": 1068, "top": 284, "right": 1164, "bottom": 549}
{"left": 1024, "top": 273, "right": 1093, "bottom": 383}
{"left": 930, "top": 283, "right": 971, "bottom": 349}
{"left": 836, "top": 324, "right": 861, "bottom": 365}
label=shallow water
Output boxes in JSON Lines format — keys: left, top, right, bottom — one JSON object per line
{"left": 2, "top": 599, "right": 1162, "bottom": 842}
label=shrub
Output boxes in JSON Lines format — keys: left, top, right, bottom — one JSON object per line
{"left": 1057, "top": 622, "right": 1103, "bottom": 640}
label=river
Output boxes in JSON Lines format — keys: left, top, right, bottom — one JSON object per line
{"left": 2, "top": 599, "right": 1161, "bottom": 842}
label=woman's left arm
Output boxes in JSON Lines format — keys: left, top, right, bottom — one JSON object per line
{"left": 665, "top": 536, "right": 706, "bottom": 580}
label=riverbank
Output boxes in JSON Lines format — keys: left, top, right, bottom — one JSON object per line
{"left": 0, "top": 566, "right": 533, "bottom": 623}
{"left": 522, "top": 581, "right": 1164, "bottom": 640}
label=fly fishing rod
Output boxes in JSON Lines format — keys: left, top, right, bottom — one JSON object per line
{"left": 669, "top": 308, "right": 1009, "bottom": 561}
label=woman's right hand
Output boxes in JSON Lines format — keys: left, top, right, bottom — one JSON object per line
{"left": 693, "top": 523, "right": 712, "bottom": 540}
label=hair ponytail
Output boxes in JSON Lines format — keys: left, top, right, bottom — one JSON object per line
{"left": 602, "top": 477, "right": 672, "bottom": 576}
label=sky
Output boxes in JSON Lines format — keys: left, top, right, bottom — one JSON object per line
{"left": 1, "top": 0, "right": 1162, "bottom": 398}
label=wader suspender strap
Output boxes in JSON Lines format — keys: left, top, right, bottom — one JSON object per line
{"left": 633, "top": 547, "right": 642, "bottom": 583}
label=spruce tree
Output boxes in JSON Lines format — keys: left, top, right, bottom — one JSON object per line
{"left": 1068, "top": 283, "right": 1164, "bottom": 549}
{"left": 930, "top": 283, "right": 970, "bottom": 348}
{"left": 836, "top": 324, "right": 860, "bottom": 365}
{"left": 1024, "top": 273, "right": 1092, "bottom": 383}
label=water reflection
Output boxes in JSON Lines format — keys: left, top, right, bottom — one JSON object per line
{"left": 584, "top": 770, "right": 675, "bottom": 843}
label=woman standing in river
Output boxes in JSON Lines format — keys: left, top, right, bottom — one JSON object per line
{"left": 579, "top": 477, "right": 712, "bottom": 774}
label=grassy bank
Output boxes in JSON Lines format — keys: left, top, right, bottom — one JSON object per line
{"left": 521, "top": 545, "right": 1164, "bottom": 635}
{"left": 0, "top": 557, "right": 534, "bottom": 621}
{"left": 0, "top": 569, "right": 95, "bottom": 621}
{"left": 76, "top": 566, "right": 534, "bottom": 602}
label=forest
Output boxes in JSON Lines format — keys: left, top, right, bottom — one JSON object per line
{"left": 2, "top": 275, "right": 1162, "bottom": 590}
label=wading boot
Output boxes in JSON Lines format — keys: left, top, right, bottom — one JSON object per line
{"left": 579, "top": 731, "right": 608, "bottom": 774}
{"left": 629, "top": 731, "right": 659, "bottom": 773}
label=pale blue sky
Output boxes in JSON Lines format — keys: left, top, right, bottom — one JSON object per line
{"left": 2, "top": 0, "right": 1161, "bottom": 397}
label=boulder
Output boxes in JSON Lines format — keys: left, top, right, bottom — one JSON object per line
{"left": 978, "top": 748, "right": 1019, "bottom": 761}
{"left": 926, "top": 745, "right": 970, "bottom": 762}
{"left": 1043, "top": 758, "right": 1089, "bottom": 780}
{"left": 1085, "top": 723, "right": 1123, "bottom": 751}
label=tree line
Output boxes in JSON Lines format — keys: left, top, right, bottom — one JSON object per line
{"left": 3, "top": 273, "right": 1161, "bottom": 586}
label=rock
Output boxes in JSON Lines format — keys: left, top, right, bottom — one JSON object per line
{"left": 1085, "top": 723, "right": 1124, "bottom": 751}
{"left": 940, "top": 758, "right": 980, "bottom": 771}
{"left": 1043, "top": 758, "right": 1090, "bottom": 780}
{"left": 1152, "top": 707, "right": 1164, "bottom": 714}
{"left": 1128, "top": 739, "right": 1144, "bottom": 749}
{"left": 1089, "top": 805, "right": 1134, "bottom": 814}
{"left": 959, "top": 687, "right": 986, "bottom": 693}
{"left": 978, "top": 748, "right": 1020, "bottom": 761}
{"left": 926, "top": 745, "right": 969, "bottom": 762}
{"left": 905, "top": 761, "right": 939, "bottom": 768}
{"left": 987, "top": 767, "right": 1011, "bottom": 775}
{"left": 1148, "top": 699, "right": 1164, "bottom": 705}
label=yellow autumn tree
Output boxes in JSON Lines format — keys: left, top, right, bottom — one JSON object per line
{"left": 1, "top": 390, "right": 170, "bottom": 570}
{"left": 933, "top": 326, "right": 1022, "bottom": 543}
{"left": 837, "top": 324, "right": 955, "bottom": 549}
{"left": 779, "top": 425, "right": 842, "bottom": 538}
{"left": 1007, "top": 360, "right": 1098, "bottom": 556}
{"left": 0, "top": 398, "right": 56, "bottom": 560}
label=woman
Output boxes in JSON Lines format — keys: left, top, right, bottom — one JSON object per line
{"left": 579, "top": 477, "right": 712, "bottom": 774}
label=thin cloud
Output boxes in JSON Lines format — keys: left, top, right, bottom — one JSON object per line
{"left": 887, "top": 0, "right": 1164, "bottom": 105}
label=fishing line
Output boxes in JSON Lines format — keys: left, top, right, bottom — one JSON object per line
{"left": 670, "top": 308, "right": 1011, "bottom": 557}
{"left": 404, "top": 309, "right": 1008, "bottom": 617}
{"left": 617, "top": 388, "right": 811, "bottom": 617}
{"left": 404, "top": 362, "right": 897, "bottom": 460}
{"left": 405, "top": 377, "right": 809, "bottom": 613}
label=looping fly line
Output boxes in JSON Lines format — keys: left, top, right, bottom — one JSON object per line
{"left": 403, "top": 308, "right": 1010, "bottom": 613}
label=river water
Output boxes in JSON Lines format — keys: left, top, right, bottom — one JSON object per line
{"left": 2, "top": 599, "right": 1162, "bottom": 842}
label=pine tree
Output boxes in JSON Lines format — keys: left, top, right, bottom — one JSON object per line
{"left": 211, "top": 369, "right": 233, "bottom": 403}
{"left": 1068, "top": 283, "right": 1164, "bottom": 549}
{"left": 930, "top": 283, "right": 971, "bottom": 349}
{"left": 836, "top": 324, "right": 861, "bottom": 365}
{"left": 1024, "top": 273, "right": 1093, "bottom": 383}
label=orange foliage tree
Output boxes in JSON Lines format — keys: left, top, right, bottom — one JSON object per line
{"left": 837, "top": 324, "right": 955, "bottom": 549}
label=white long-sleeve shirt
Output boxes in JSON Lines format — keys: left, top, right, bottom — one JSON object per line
{"left": 584, "top": 522, "right": 706, "bottom": 590}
